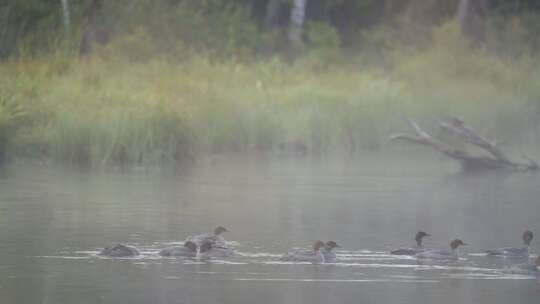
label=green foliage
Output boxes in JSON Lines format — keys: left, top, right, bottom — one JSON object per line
{"left": 98, "top": 0, "right": 260, "bottom": 60}
{"left": 486, "top": 12, "right": 540, "bottom": 59}
{"left": 3, "top": 2, "right": 540, "bottom": 166}
{"left": 4, "top": 24, "right": 540, "bottom": 167}
{"left": 306, "top": 21, "right": 341, "bottom": 50}
{"left": 0, "top": 93, "right": 26, "bottom": 160}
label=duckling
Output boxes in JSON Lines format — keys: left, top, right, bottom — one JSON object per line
{"left": 416, "top": 239, "right": 467, "bottom": 261}
{"left": 98, "top": 244, "right": 139, "bottom": 257}
{"left": 280, "top": 241, "right": 327, "bottom": 263}
{"left": 391, "top": 231, "right": 430, "bottom": 255}
{"left": 185, "top": 226, "right": 229, "bottom": 248}
{"left": 485, "top": 230, "right": 533, "bottom": 258}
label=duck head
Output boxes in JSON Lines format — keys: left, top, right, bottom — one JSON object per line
{"left": 184, "top": 241, "right": 198, "bottom": 252}
{"left": 415, "top": 231, "right": 430, "bottom": 247}
{"left": 523, "top": 230, "right": 534, "bottom": 246}
{"left": 313, "top": 241, "right": 325, "bottom": 254}
{"left": 325, "top": 241, "right": 340, "bottom": 251}
{"left": 450, "top": 239, "right": 467, "bottom": 250}
{"left": 214, "top": 226, "right": 228, "bottom": 235}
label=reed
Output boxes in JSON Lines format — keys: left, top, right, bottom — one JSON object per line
{"left": 2, "top": 22, "right": 539, "bottom": 167}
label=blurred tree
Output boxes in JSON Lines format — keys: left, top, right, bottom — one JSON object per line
{"left": 265, "top": 0, "right": 282, "bottom": 29}
{"left": 289, "top": 0, "right": 308, "bottom": 46}
{"left": 60, "top": 0, "right": 70, "bottom": 31}
{"left": 3, "top": 0, "right": 540, "bottom": 59}
{"left": 458, "top": 0, "right": 489, "bottom": 43}
{"left": 79, "top": 0, "right": 108, "bottom": 56}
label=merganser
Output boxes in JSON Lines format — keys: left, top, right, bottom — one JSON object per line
{"left": 391, "top": 231, "right": 430, "bottom": 255}
{"left": 159, "top": 241, "right": 211, "bottom": 257}
{"left": 485, "top": 230, "right": 533, "bottom": 258}
{"left": 415, "top": 239, "right": 467, "bottom": 261}
{"left": 202, "top": 246, "right": 235, "bottom": 258}
{"left": 322, "top": 241, "right": 340, "bottom": 261}
{"left": 280, "top": 241, "right": 327, "bottom": 263}
{"left": 503, "top": 256, "right": 540, "bottom": 276}
{"left": 185, "top": 226, "right": 228, "bottom": 248}
{"left": 98, "top": 244, "right": 140, "bottom": 257}
{"left": 285, "top": 241, "right": 340, "bottom": 262}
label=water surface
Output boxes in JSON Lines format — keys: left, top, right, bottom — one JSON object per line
{"left": 1, "top": 155, "right": 539, "bottom": 303}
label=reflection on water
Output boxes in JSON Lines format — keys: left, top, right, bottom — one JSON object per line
{"left": 1, "top": 156, "right": 540, "bottom": 304}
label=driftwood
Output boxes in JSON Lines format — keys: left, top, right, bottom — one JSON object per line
{"left": 389, "top": 118, "right": 538, "bottom": 172}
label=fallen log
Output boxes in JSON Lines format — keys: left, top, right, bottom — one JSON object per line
{"left": 389, "top": 118, "right": 538, "bottom": 172}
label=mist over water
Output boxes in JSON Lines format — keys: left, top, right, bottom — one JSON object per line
{"left": 1, "top": 155, "right": 539, "bottom": 303}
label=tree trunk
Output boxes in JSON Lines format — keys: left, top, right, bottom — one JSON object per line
{"left": 60, "top": 0, "right": 70, "bottom": 32}
{"left": 458, "top": 0, "right": 489, "bottom": 44}
{"left": 288, "top": 0, "right": 307, "bottom": 46}
{"left": 80, "top": 0, "right": 108, "bottom": 56}
{"left": 265, "top": 0, "right": 281, "bottom": 29}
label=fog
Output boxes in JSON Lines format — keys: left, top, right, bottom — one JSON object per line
{"left": 2, "top": 1, "right": 540, "bottom": 303}
{"left": 0, "top": 154, "right": 539, "bottom": 303}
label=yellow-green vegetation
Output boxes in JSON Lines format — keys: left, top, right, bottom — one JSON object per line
{"left": 1, "top": 22, "right": 540, "bottom": 167}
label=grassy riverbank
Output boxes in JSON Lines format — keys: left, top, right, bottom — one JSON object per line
{"left": 2, "top": 23, "right": 540, "bottom": 167}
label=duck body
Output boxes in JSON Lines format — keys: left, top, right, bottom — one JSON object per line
{"left": 187, "top": 234, "right": 227, "bottom": 247}
{"left": 391, "top": 248, "right": 425, "bottom": 256}
{"left": 159, "top": 242, "right": 199, "bottom": 257}
{"left": 321, "top": 248, "right": 337, "bottom": 262}
{"left": 391, "top": 231, "right": 430, "bottom": 256}
{"left": 280, "top": 250, "right": 326, "bottom": 263}
{"left": 485, "top": 230, "right": 533, "bottom": 258}
{"left": 280, "top": 241, "right": 328, "bottom": 264}
{"left": 185, "top": 226, "right": 228, "bottom": 248}
{"left": 159, "top": 240, "right": 233, "bottom": 259}
{"left": 485, "top": 247, "right": 529, "bottom": 258}
{"left": 415, "top": 239, "right": 466, "bottom": 261}
{"left": 159, "top": 246, "right": 197, "bottom": 257}
{"left": 286, "top": 247, "right": 335, "bottom": 262}
{"left": 98, "top": 244, "right": 139, "bottom": 257}
{"left": 202, "top": 247, "right": 235, "bottom": 258}
{"left": 416, "top": 249, "right": 459, "bottom": 261}
{"left": 503, "top": 257, "right": 540, "bottom": 276}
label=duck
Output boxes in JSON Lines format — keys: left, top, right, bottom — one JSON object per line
{"left": 485, "top": 230, "right": 533, "bottom": 258}
{"left": 98, "top": 244, "right": 139, "bottom": 257}
{"left": 202, "top": 246, "right": 235, "bottom": 258}
{"left": 415, "top": 239, "right": 467, "bottom": 261}
{"left": 322, "top": 241, "right": 340, "bottom": 261}
{"left": 503, "top": 256, "right": 540, "bottom": 276}
{"left": 280, "top": 241, "right": 328, "bottom": 263}
{"left": 284, "top": 241, "right": 340, "bottom": 262}
{"left": 185, "top": 226, "right": 229, "bottom": 248}
{"left": 391, "top": 231, "right": 430, "bottom": 255}
{"left": 159, "top": 241, "right": 211, "bottom": 257}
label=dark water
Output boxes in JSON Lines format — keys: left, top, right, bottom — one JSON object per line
{"left": 1, "top": 156, "right": 539, "bottom": 304}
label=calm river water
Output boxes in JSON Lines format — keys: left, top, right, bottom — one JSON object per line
{"left": 0, "top": 155, "right": 539, "bottom": 304}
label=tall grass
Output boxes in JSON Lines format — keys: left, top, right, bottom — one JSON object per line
{"left": 2, "top": 21, "right": 540, "bottom": 167}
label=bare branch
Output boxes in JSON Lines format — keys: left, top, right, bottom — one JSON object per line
{"left": 438, "top": 117, "right": 512, "bottom": 164}
{"left": 388, "top": 117, "right": 538, "bottom": 172}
